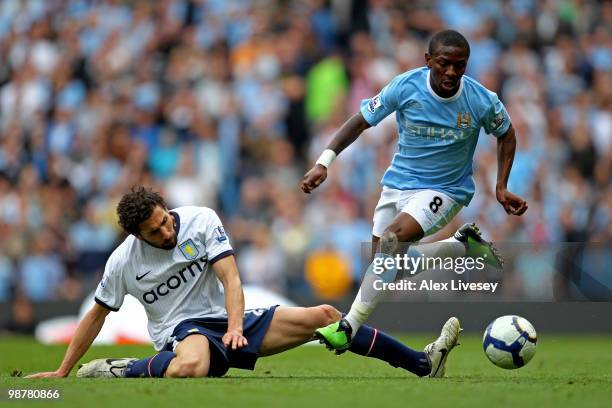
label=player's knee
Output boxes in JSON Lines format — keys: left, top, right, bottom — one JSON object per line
{"left": 167, "top": 356, "right": 208, "bottom": 378}
{"left": 316, "top": 304, "right": 341, "bottom": 326}
{"left": 380, "top": 230, "right": 399, "bottom": 254}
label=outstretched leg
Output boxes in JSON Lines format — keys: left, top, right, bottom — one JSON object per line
{"left": 259, "top": 305, "right": 458, "bottom": 378}
{"left": 348, "top": 323, "right": 431, "bottom": 377}
{"left": 258, "top": 305, "right": 341, "bottom": 356}
{"left": 348, "top": 317, "right": 462, "bottom": 378}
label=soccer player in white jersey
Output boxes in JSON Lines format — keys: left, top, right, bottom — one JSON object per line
{"left": 27, "top": 187, "right": 465, "bottom": 379}
{"left": 301, "top": 30, "right": 528, "bottom": 373}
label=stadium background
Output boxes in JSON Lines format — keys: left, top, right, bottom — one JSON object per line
{"left": 0, "top": 0, "right": 610, "bottom": 334}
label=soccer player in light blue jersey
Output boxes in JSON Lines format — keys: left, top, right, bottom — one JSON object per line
{"left": 301, "top": 30, "right": 528, "bottom": 376}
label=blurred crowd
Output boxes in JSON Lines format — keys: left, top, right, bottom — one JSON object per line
{"left": 0, "top": 0, "right": 610, "bottom": 307}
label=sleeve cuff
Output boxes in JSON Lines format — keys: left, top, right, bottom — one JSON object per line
{"left": 493, "top": 123, "right": 512, "bottom": 138}
{"left": 359, "top": 108, "right": 377, "bottom": 126}
{"left": 209, "top": 250, "right": 235, "bottom": 265}
{"left": 95, "top": 297, "right": 119, "bottom": 312}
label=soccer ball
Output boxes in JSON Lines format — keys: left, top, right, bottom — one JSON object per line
{"left": 482, "top": 315, "right": 537, "bottom": 369}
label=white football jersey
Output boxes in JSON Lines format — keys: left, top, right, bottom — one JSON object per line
{"left": 94, "top": 206, "right": 234, "bottom": 351}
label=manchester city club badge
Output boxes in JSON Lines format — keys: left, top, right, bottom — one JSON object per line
{"left": 179, "top": 239, "right": 199, "bottom": 260}
{"left": 456, "top": 111, "right": 472, "bottom": 128}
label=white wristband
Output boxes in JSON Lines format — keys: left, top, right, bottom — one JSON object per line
{"left": 316, "top": 149, "right": 337, "bottom": 168}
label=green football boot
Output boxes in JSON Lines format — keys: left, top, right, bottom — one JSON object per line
{"left": 314, "top": 319, "right": 353, "bottom": 354}
{"left": 455, "top": 223, "right": 503, "bottom": 270}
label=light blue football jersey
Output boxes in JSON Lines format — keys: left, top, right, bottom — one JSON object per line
{"left": 360, "top": 67, "right": 511, "bottom": 206}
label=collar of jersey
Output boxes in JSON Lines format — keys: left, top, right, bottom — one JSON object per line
{"left": 426, "top": 69, "right": 464, "bottom": 103}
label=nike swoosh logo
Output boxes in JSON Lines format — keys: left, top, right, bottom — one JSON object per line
{"left": 431, "top": 348, "right": 447, "bottom": 377}
{"left": 136, "top": 271, "right": 151, "bottom": 281}
{"left": 106, "top": 358, "right": 123, "bottom": 363}
{"left": 106, "top": 359, "right": 129, "bottom": 378}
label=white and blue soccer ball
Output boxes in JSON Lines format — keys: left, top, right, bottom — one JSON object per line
{"left": 482, "top": 315, "right": 537, "bottom": 369}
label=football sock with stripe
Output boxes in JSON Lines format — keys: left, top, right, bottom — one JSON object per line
{"left": 349, "top": 324, "right": 431, "bottom": 377}
{"left": 124, "top": 351, "right": 176, "bottom": 378}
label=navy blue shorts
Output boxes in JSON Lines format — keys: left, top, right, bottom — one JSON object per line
{"left": 164, "top": 306, "right": 278, "bottom": 377}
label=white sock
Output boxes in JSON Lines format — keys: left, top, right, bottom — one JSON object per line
{"left": 344, "top": 253, "right": 397, "bottom": 335}
{"left": 343, "top": 289, "right": 372, "bottom": 335}
{"left": 344, "top": 237, "right": 466, "bottom": 335}
{"left": 408, "top": 237, "right": 466, "bottom": 275}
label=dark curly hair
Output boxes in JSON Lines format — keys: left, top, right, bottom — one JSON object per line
{"left": 116, "top": 186, "right": 167, "bottom": 235}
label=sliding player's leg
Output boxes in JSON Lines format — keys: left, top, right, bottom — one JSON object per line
{"left": 258, "top": 305, "right": 342, "bottom": 356}
{"left": 76, "top": 305, "right": 460, "bottom": 379}
{"left": 76, "top": 350, "right": 178, "bottom": 378}
{"left": 164, "top": 335, "right": 211, "bottom": 378}
{"left": 348, "top": 317, "right": 462, "bottom": 378}
{"left": 76, "top": 335, "right": 210, "bottom": 378}
{"left": 259, "top": 305, "right": 454, "bottom": 377}
{"left": 77, "top": 306, "right": 280, "bottom": 379}
{"left": 76, "top": 357, "right": 140, "bottom": 378}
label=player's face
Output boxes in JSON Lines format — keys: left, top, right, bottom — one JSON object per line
{"left": 137, "top": 205, "right": 178, "bottom": 250}
{"left": 425, "top": 45, "right": 469, "bottom": 97}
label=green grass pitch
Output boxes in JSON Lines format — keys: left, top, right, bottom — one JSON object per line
{"left": 2, "top": 334, "right": 611, "bottom": 408}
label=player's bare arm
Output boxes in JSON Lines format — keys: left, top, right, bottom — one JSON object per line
{"left": 212, "top": 255, "right": 248, "bottom": 350}
{"left": 25, "top": 303, "right": 110, "bottom": 378}
{"left": 300, "top": 112, "right": 371, "bottom": 194}
{"left": 495, "top": 125, "right": 528, "bottom": 216}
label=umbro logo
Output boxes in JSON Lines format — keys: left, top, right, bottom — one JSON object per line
{"left": 136, "top": 270, "right": 151, "bottom": 281}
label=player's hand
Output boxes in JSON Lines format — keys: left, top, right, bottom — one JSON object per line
{"left": 25, "top": 370, "right": 68, "bottom": 378}
{"left": 222, "top": 329, "right": 248, "bottom": 351}
{"left": 496, "top": 187, "right": 528, "bottom": 216}
{"left": 300, "top": 164, "right": 327, "bottom": 194}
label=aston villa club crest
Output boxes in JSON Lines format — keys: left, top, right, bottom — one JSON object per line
{"left": 179, "top": 239, "right": 199, "bottom": 260}
{"left": 456, "top": 112, "right": 472, "bottom": 128}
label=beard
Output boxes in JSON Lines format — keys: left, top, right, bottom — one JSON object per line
{"left": 142, "top": 235, "right": 177, "bottom": 250}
